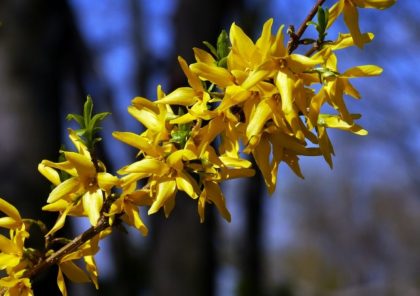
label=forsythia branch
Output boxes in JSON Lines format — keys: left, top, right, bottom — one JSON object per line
{"left": 287, "top": 0, "right": 327, "bottom": 53}
{"left": 0, "top": 0, "right": 397, "bottom": 294}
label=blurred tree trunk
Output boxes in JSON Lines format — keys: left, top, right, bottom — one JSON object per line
{"left": 0, "top": 0, "right": 90, "bottom": 294}
{"left": 238, "top": 170, "right": 264, "bottom": 295}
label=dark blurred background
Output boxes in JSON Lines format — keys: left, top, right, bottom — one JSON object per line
{"left": 0, "top": 1, "right": 418, "bottom": 295}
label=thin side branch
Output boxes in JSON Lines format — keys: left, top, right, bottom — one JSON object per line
{"left": 287, "top": 0, "right": 327, "bottom": 54}
{"left": 24, "top": 216, "right": 110, "bottom": 279}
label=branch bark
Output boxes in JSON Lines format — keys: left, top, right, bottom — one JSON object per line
{"left": 287, "top": 0, "right": 327, "bottom": 54}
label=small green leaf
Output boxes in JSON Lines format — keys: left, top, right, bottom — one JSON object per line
{"left": 83, "top": 95, "right": 94, "bottom": 128}
{"left": 217, "top": 56, "right": 228, "bottom": 68}
{"left": 66, "top": 114, "right": 84, "bottom": 127}
{"left": 203, "top": 41, "right": 218, "bottom": 58}
{"left": 318, "top": 6, "right": 326, "bottom": 31}
{"left": 89, "top": 112, "right": 111, "bottom": 131}
{"left": 216, "top": 30, "right": 230, "bottom": 60}
{"left": 65, "top": 95, "right": 110, "bottom": 151}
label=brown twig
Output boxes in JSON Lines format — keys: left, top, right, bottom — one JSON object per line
{"left": 0, "top": 197, "right": 116, "bottom": 296}
{"left": 23, "top": 216, "right": 110, "bottom": 279}
{"left": 287, "top": 0, "right": 327, "bottom": 54}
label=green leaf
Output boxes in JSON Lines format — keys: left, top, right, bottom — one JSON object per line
{"left": 66, "top": 114, "right": 84, "bottom": 127}
{"left": 203, "top": 41, "right": 218, "bottom": 58}
{"left": 216, "top": 30, "right": 230, "bottom": 60}
{"left": 83, "top": 95, "right": 94, "bottom": 128}
{"left": 65, "top": 95, "right": 110, "bottom": 150}
{"left": 318, "top": 6, "right": 326, "bottom": 31}
{"left": 88, "top": 112, "right": 111, "bottom": 131}
{"left": 217, "top": 56, "right": 228, "bottom": 68}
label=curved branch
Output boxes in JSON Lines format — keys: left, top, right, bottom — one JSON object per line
{"left": 287, "top": 0, "right": 327, "bottom": 54}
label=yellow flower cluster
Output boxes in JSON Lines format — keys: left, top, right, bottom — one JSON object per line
{"left": 1, "top": 1, "right": 396, "bottom": 294}
{"left": 113, "top": 17, "right": 383, "bottom": 216}
{"left": 0, "top": 198, "right": 32, "bottom": 295}
{"left": 328, "top": 0, "right": 396, "bottom": 47}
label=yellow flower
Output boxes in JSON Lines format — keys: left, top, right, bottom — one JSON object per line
{"left": 309, "top": 49, "right": 382, "bottom": 128}
{"left": 0, "top": 197, "right": 30, "bottom": 273}
{"left": 183, "top": 127, "right": 254, "bottom": 222}
{"left": 108, "top": 184, "right": 152, "bottom": 235}
{"left": 39, "top": 129, "right": 119, "bottom": 232}
{"left": 328, "top": 0, "right": 396, "bottom": 48}
{"left": 0, "top": 275, "right": 33, "bottom": 296}
{"left": 117, "top": 148, "right": 200, "bottom": 218}
{"left": 56, "top": 235, "right": 103, "bottom": 295}
{"left": 128, "top": 85, "right": 175, "bottom": 145}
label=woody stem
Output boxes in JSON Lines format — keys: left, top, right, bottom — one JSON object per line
{"left": 287, "top": 0, "right": 327, "bottom": 54}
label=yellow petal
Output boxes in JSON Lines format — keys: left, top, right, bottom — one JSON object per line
{"left": 163, "top": 195, "right": 176, "bottom": 218}
{"left": 84, "top": 255, "right": 99, "bottom": 289}
{"left": 167, "top": 149, "right": 197, "bottom": 171}
{"left": 57, "top": 267, "right": 68, "bottom": 296}
{"left": 120, "top": 173, "right": 150, "bottom": 187}
{"left": 118, "top": 158, "right": 168, "bottom": 176}
{"left": 283, "top": 151, "right": 304, "bottom": 179}
{"left": 193, "top": 47, "right": 216, "bottom": 64}
{"left": 308, "top": 89, "right": 327, "bottom": 127}
{"left": 131, "top": 96, "right": 159, "bottom": 112}
{"left": 47, "top": 177, "right": 80, "bottom": 203}
{"left": 198, "top": 194, "right": 206, "bottom": 223}
{"left": 127, "top": 189, "right": 154, "bottom": 206}
{"left": 178, "top": 56, "right": 204, "bottom": 92}
{"left": 343, "top": 3, "right": 364, "bottom": 48}
{"left": 328, "top": 32, "right": 374, "bottom": 50}
{"left": 217, "top": 85, "right": 251, "bottom": 112}
{"left": 241, "top": 60, "right": 276, "bottom": 90}
{"left": 124, "top": 203, "right": 148, "bottom": 235}
{"left": 0, "top": 253, "right": 20, "bottom": 270}
{"left": 354, "top": 0, "right": 396, "bottom": 9}
{"left": 0, "top": 234, "right": 20, "bottom": 254}
{"left": 197, "top": 116, "right": 225, "bottom": 154}
{"left": 204, "top": 181, "right": 231, "bottom": 222}
{"left": 275, "top": 69, "right": 295, "bottom": 114}
{"left": 40, "top": 160, "right": 76, "bottom": 177}
{"left": 230, "top": 22, "right": 256, "bottom": 63}
{"left": 219, "top": 156, "right": 252, "bottom": 168}
{"left": 46, "top": 207, "right": 71, "bottom": 236}
{"left": 0, "top": 217, "right": 20, "bottom": 229}
{"left": 64, "top": 152, "right": 95, "bottom": 180}
{"left": 317, "top": 126, "right": 334, "bottom": 168}
{"left": 156, "top": 87, "right": 197, "bottom": 106}
{"left": 42, "top": 199, "right": 69, "bottom": 212}
{"left": 220, "top": 167, "right": 255, "bottom": 180}
{"left": 68, "top": 129, "right": 90, "bottom": 157}
{"left": 270, "top": 24, "right": 286, "bottom": 57}
{"left": 246, "top": 98, "right": 272, "bottom": 142}
{"left": 287, "top": 54, "right": 323, "bottom": 73}
{"left": 190, "top": 62, "right": 234, "bottom": 88}
{"left": 148, "top": 178, "right": 177, "bottom": 215}
{"left": 128, "top": 106, "right": 161, "bottom": 132}
{"left": 342, "top": 79, "right": 361, "bottom": 99}
{"left": 252, "top": 136, "right": 275, "bottom": 193}
{"left": 176, "top": 171, "right": 200, "bottom": 199}
{"left": 327, "top": 0, "right": 345, "bottom": 28}
{"left": 83, "top": 189, "right": 103, "bottom": 226}
{"left": 97, "top": 172, "right": 119, "bottom": 192}
{"left": 169, "top": 112, "right": 197, "bottom": 125}
{"left": 112, "top": 131, "right": 162, "bottom": 157}
{"left": 256, "top": 18, "right": 274, "bottom": 58}
{"left": 319, "top": 114, "right": 368, "bottom": 135}
{"left": 342, "top": 65, "right": 383, "bottom": 77}
{"left": 38, "top": 163, "right": 61, "bottom": 186}
{"left": 60, "top": 261, "right": 90, "bottom": 283}
{"left": 0, "top": 197, "right": 21, "bottom": 222}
